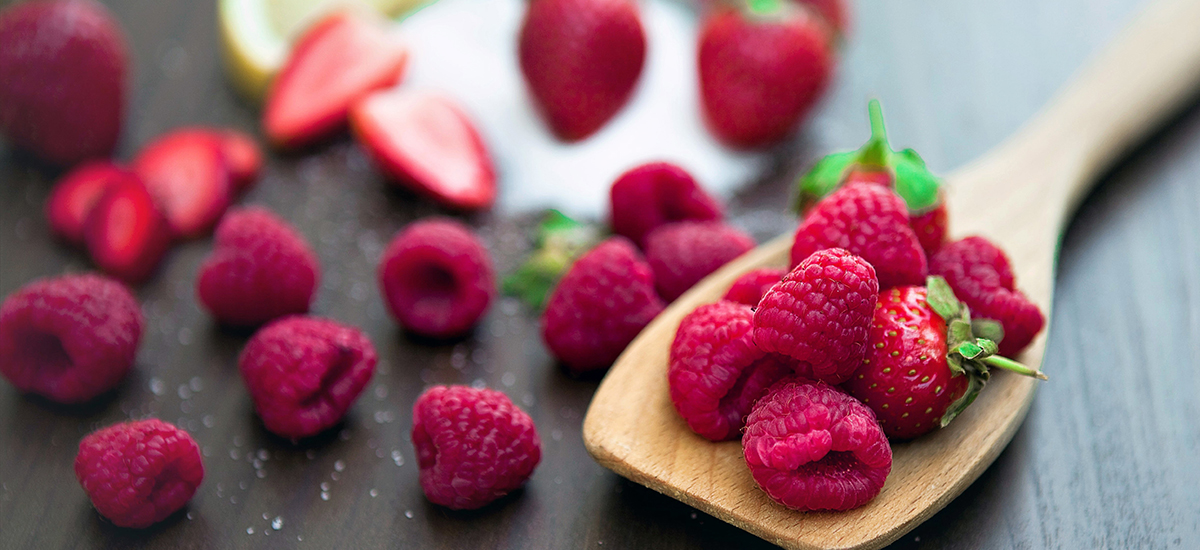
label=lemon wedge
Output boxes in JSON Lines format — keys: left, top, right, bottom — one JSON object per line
{"left": 219, "top": 0, "right": 424, "bottom": 102}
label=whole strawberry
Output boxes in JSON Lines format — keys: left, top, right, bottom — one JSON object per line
{"left": 791, "top": 182, "right": 927, "bottom": 289}
{"left": 518, "top": 0, "right": 646, "bottom": 141}
{"left": 0, "top": 0, "right": 128, "bottom": 165}
{"left": 698, "top": 0, "right": 834, "bottom": 149}
{"left": 794, "top": 101, "right": 947, "bottom": 255}
{"left": 843, "top": 277, "right": 1046, "bottom": 439}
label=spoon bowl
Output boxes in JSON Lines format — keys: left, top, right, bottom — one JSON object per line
{"left": 582, "top": 1, "right": 1200, "bottom": 548}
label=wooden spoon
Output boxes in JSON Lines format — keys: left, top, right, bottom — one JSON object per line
{"left": 582, "top": 1, "right": 1200, "bottom": 548}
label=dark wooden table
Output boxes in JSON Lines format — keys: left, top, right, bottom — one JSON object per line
{"left": 2, "top": 0, "right": 1199, "bottom": 548}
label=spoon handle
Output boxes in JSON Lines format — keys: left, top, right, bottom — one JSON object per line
{"left": 953, "top": 0, "right": 1200, "bottom": 233}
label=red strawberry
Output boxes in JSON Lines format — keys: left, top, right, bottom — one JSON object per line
{"left": 85, "top": 179, "right": 173, "bottom": 283}
{"left": 930, "top": 237, "right": 1045, "bottom": 356}
{"left": 843, "top": 278, "right": 1046, "bottom": 439}
{"left": 132, "top": 129, "right": 232, "bottom": 239}
{"left": 911, "top": 201, "right": 948, "bottom": 255}
{"left": 791, "top": 182, "right": 927, "bottom": 288}
{"left": 218, "top": 129, "right": 262, "bottom": 192}
{"left": 795, "top": 101, "right": 947, "bottom": 254}
{"left": 0, "top": 0, "right": 127, "bottom": 165}
{"left": 518, "top": 0, "right": 646, "bottom": 141}
{"left": 351, "top": 90, "right": 496, "bottom": 211}
{"left": 263, "top": 11, "right": 409, "bottom": 149}
{"left": 698, "top": 0, "right": 834, "bottom": 149}
{"left": 45, "top": 161, "right": 135, "bottom": 245}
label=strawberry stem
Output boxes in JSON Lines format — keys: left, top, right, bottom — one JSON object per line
{"left": 857, "top": 99, "right": 891, "bottom": 168}
{"left": 982, "top": 355, "right": 1049, "bottom": 380}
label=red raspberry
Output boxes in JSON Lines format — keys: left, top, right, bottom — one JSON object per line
{"left": 239, "top": 316, "right": 377, "bottom": 439}
{"left": 645, "top": 221, "right": 755, "bottom": 301}
{"left": 412, "top": 385, "right": 541, "bottom": 510}
{"left": 791, "top": 182, "right": 927, "bottom": 289}
{"left": 74, "top": 419, "right": 204, "bottom": 528}
{"left": 668, "top": 301, "right": 793, "bottom": 441}
{"left": 197, "top": 207, "right": 320, "bottom": 328}
{"left": 0, "top": 273, "right": 142, "bottom": 403}
{"left": 742, "top": 377, "right": 891, "bottom": 511}
{"left": 753, "top": 249, "right": 878, "bottom": 384}
{"left": 541, "top": 237, "right": 665, "bottom": 374}
{"left": 378, "top": 218, "right": 494, "bottom": 339}
{"left": 609, "top": 162, "right": 724, "bottom": 247}
{"left": 722, "top": 267, "right": 784, "bottom": 307}
{"left": 929, "top": 236, "right": 1045, "bottom": 356}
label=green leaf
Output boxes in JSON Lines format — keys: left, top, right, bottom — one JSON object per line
{"left": 955, "top": 341, "right": 984, "bottom": 360}
{"left": 971, "top": 318, "right": 1005, "bottom": 344}
{"left": 939, "top": 370, "right": 988, "bottom": 428}
{"left": 947, "top": 320, "right": 974, "bottom": 349}
{"left": 925, "top": 275, "right": 962, "bottom": 322}
{"left": 946, "top": 354, "right": 966, "bottom": 377}
{"left": 892, "top": 149, "right": 942, "bottom": 213}
{"left": 502, "top": 210, "right": 601, "bottom": 310}
{"left": 746, "top": 0, "right": 786, "bottom": 17}
{"left": 793, "top": 151, "right": 856, "bottom": 213}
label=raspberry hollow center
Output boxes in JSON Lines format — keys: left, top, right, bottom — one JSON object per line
{"left": 19, "top": 329, "right": 73, "bottom": 378}
{"left": 299, "top": 346, "right": 357, "bottom": 413}
{"left": 411, "top": 263, "right": 458, "bottom": 304}
{"left": 795, "top": 450, "right": 867, "bottom": 480}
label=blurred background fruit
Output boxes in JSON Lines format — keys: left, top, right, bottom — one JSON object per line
{"left": 219, "top": 0, "right": 422, "bottom": 102}
{"left": 0, "top": 0, "right": 128, "bottom": 166}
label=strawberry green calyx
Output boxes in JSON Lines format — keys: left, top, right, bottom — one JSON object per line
{"left": 793, "top": 100, "right": 943, "bottom": 214}
{"left": 925, "top": 276, "right": 1047, "bottom": 427}
{"left": 503, "top": 210, "right": 601, "bottom": 310}
{"left": 746, "top": 0, "right": 787, "bottom": 17}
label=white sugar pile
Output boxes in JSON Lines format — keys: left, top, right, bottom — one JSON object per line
{"left": 393, "top": 0, "right": 768, "bottom": 218}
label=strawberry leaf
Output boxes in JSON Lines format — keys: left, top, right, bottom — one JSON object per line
{"left": 502, "top": 210, "right": 600, "bottom": 310}
{"left": 891, "top": 148, "right": 942, "bottom": 213}
{"left": 971, "top": 318, "right": 1005, "bottom": 344}
{"left": 793, "top": 151, "right": 855, "bottom": 213}
{"left": 925, "top": 275, "right": 962, "bottom": 322}
{"left": 940, "top": 366, "right": 990, "bottom": 427}
{"left": 790, "top": 100, "right": 944, "bottom": 215}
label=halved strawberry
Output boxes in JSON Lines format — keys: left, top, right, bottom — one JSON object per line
{"left": 263, "top": 11, "right": 409, "bottom": 149}
{"left": 218, "top": 129, "right": 262, "bottom": 192}
{"left": 132, "top": 129, "right": 232, "bottom": 239}
{"left": 45, "top": 160, "right": 135, "bottom": 245}
{"left": 85, "top": 178, "right": 173, "bottom": 283}
{"left": 351, "top": 90, "right": 496, "bottom": 211}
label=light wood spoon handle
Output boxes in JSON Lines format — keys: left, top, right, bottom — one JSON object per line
{"left": 951, "top": 0, "right": 1200, "bottom": 240}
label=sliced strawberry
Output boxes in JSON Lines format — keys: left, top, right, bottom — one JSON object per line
{"left": 218, "top": 129, "right": 262, "bottom": 192}
{"left": 132, "top": 129, "right": 232, "bottom": 239}
{"left": 45, "top": 160, "right": 135, "bottom": 245}
{"left": 263, "top": 12, "right": 409, "bottom": 149}
{"left": 85, "top": 178, "right": 173, "bottom": 283}
{"left": 351, "top": 90, "right": 496, "bottom": 210}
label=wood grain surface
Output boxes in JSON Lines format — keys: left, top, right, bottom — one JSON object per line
{"left": 2, "top": 0, "right": 1199, "bottom": 549}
